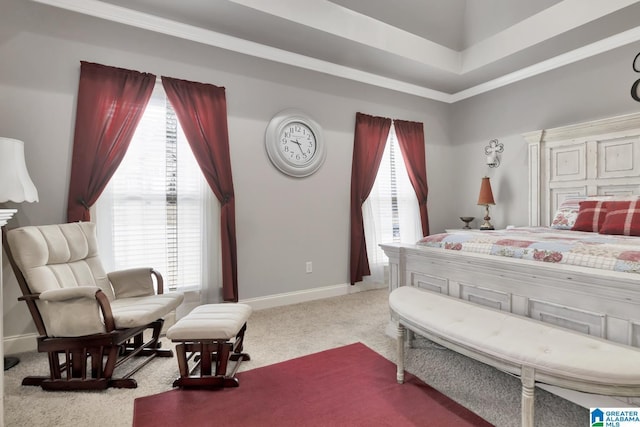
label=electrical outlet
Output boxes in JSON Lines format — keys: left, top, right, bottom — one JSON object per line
{"left": 306, "top": 261, "right": 312, "bottom": 273}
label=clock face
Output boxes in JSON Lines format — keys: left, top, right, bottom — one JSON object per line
{"left": 278, "top": 122, "right": 317, "bottom": 166}
{"left": 265, "top": 109, "right": 326, "bottom": 178}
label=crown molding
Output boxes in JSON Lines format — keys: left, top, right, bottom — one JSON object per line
{"left": 29, "top": 0, "right": 640, "bottom": 103}
{"left": 451, "top": 25, "right": 640, "bottom": 103}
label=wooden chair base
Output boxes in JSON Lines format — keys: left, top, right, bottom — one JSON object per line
{"left": 24, "top": 319, "right": 171, "bottom": 391}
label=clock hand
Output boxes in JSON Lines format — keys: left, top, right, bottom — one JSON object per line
{"left": 291, "top": 139, "right": 306, "bottom": 156}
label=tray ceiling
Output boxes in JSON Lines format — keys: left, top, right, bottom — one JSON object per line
{"left": 32, "top": 0, "right": 640, "bottom": 102}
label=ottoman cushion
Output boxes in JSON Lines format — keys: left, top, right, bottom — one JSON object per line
{"left": 167, "top": 303, "right": 252, "bottom": 341}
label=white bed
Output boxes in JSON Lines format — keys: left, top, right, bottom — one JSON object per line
{"left": 381, "top": 111, "right": 640, "bottom": 406}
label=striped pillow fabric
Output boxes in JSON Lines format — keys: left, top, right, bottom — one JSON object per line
{"left": 571, "top": 200, "right": 608, "bottom": 232}
{"left": 599, "top": 200, "right": 640, "bottom": 236}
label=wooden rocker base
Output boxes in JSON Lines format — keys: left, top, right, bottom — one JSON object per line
{"left": 22, "top": 320, "right": 171, "bottom": 391}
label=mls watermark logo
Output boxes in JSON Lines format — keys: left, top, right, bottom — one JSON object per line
{"left": 591, "top": 408, "right": 640, "bottom": 427}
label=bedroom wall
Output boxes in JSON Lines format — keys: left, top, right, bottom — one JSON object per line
{"left": 0, "top": 0, "right": 451, "bottom": 349}
{"left": 2, "top": 0, "right": 637, "bottom": 351}
{"left": 448, "top": 41, "right": 640, "bottom": 230}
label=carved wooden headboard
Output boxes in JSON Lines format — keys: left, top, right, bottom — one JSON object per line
{"left": 523, "top": 112, "right": 640, "bottom": 226}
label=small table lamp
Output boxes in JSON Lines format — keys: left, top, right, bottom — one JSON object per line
{"left": 0, "top": 137, "right": 39, "bottom": 371}
{"left": 477, "top": 176, "right": 495, "bottom": 230}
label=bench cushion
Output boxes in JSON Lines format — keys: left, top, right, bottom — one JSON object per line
{"left": 389, "top": 286, "right": 640, "bottom": 386}
{"left": 167, "top": 303, "right": 252, "bottom": 341}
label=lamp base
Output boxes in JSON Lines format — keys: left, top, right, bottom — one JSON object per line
{"left": 4, "top": 356, "right": 19, "bottom": 371}
{"left": 480, "top": 205, "right": 494, "bottom": 230}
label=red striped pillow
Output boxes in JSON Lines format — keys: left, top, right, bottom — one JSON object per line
{"left": 571, "top": 200, "right": 608, "bottom": 232}
{"left": 599, "top": 201, "right": 640, "bottom": 236}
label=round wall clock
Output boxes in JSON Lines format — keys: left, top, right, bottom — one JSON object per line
{"left": 265, "top": 109, "right": 326, "bottom": 177}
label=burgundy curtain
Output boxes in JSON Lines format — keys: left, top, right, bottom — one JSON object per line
{"left": 161, "top": 76, "right": 238, "bottom": 302}
{"left": 394, "top": 119, "right": 430, "bottom": 236}
{"left": 349, "top": 113, "right": 392, "bottom": 284}
{"left": 67, "top": 61, "right": 155, "bottom": 222}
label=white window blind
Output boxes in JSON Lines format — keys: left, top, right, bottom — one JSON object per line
{"left": 96, "top": 84, "right": 217, "bottom": 294}
{"left": 363, "top": 124, "right": 422, "bottom": 283}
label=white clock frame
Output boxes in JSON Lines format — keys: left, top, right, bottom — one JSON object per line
{"left": 265, "top": 109, "right": 326, "bottom": 177}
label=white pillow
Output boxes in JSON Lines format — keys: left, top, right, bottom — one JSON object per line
{"left": 550, "top": 196, "right": 584, "bottom": 229}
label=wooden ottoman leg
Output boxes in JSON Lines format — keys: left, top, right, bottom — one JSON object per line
{"left": 200, "top": 342, "right": 212, "bottom": 377}
{"left": 216, "top": 341, "right": 230, "bottom": 376}
{"left": 230, "top": 324, "right": 251, "bottom": 362}
{"left": 172, "top": 343, "right": 189, "bottom": 387}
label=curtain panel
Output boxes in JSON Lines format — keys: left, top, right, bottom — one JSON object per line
{"left": 67, "top": 61, "right": 155, "bottom": 222}
{"left": 349, "top": 113, "right": 392, "bottom": 284}
{"left": 394, "top": 119, "right": 430, "bottom": 236}
{"left": 161, "top": 76, "right": 238, "bottom": 302}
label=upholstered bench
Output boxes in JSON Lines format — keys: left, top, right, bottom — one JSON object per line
{"left": 389, "top": 286, "right": 640, "bottom": 427}
{"left": 166, "top": 303, "right": 252, "bottom": 388}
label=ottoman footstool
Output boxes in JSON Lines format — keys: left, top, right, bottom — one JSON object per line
{"left": 166, "top": 303, "right": 252, "bottom": 388}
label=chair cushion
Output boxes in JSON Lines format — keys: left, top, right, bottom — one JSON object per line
{"left": 108, "top": 268, "right": 155, "bottom": 299}
{"left": 7, "top": 223, "right": 116, "bottom": 300}
{"left": 110, "top": 292, "right": 184, "bottom": 329}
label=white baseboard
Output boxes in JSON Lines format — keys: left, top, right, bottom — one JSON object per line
{"left": 5, "top": 332, "right": 38, "bottom": 355}
{"left": 3, "top": 282, "right": 387, "bottom": 354}
{"left": 240, "top": 281, "right": 385, "bottom": 311}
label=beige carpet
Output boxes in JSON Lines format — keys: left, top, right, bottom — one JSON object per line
{"left": 4, "top": 289, "right": 587, "bottom": 426}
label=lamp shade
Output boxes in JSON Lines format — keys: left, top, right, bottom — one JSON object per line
{"left": 0, "top": 137, "right": 39, "bottom": 203}
{"left": 477, "top": 176, "right": 495, "bottom": 205}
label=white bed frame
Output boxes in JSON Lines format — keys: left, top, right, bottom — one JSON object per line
{"left": 381, "top": 111, "right": 640, "bottom": 406}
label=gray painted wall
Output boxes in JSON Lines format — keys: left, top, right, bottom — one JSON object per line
{"left": 448, "top": 42, "right": 640, "bottom": 231}
{"left": 0, "top": 0, "right": 451, "bottom": 341}
{"left": 1, "top": 0, "right": 638, "bottom": 345}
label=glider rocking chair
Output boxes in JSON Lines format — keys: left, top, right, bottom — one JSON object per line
{"left": 2, "top": 222, "right": 184, "bottom": 391}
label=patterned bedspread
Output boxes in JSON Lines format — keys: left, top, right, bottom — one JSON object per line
{"left": 417, "top": 227, "right": 640, "bottom": 274}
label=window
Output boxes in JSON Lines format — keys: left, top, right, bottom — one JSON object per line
{"left": 362, "top": 124, "right": 422, "bottom": 282}
{"left": 95, "top": 84, "right": 218, "bottom": 295}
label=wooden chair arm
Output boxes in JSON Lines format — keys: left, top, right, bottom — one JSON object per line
{"left": 95, "top": 290, "right": 116, "bottom": 332}
{"left": 18, "top": 293, "right": 40, "bottom": 301}
{"left": 151, "top": 268, "right": 164, "bottom": 294}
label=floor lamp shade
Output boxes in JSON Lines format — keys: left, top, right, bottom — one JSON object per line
{"left": 0, "top": 137, "right": 38, "bottom": 372}
{"left": 0, "top": 137, "right": 39, "bottom": 203}
{"left": 477, "top": 177, "right": 495, "bottom": 230}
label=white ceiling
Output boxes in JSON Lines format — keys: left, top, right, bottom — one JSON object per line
{"left": 32, "top": 0, "right": 640, "bottom": 102}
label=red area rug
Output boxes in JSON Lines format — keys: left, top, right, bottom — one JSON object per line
{"left": 133, "top": 342, "right": 493, "bottom": 426}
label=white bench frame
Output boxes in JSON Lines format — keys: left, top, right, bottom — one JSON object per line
{"left": 390, "top": 286, "right": 640, "bottom": 427}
